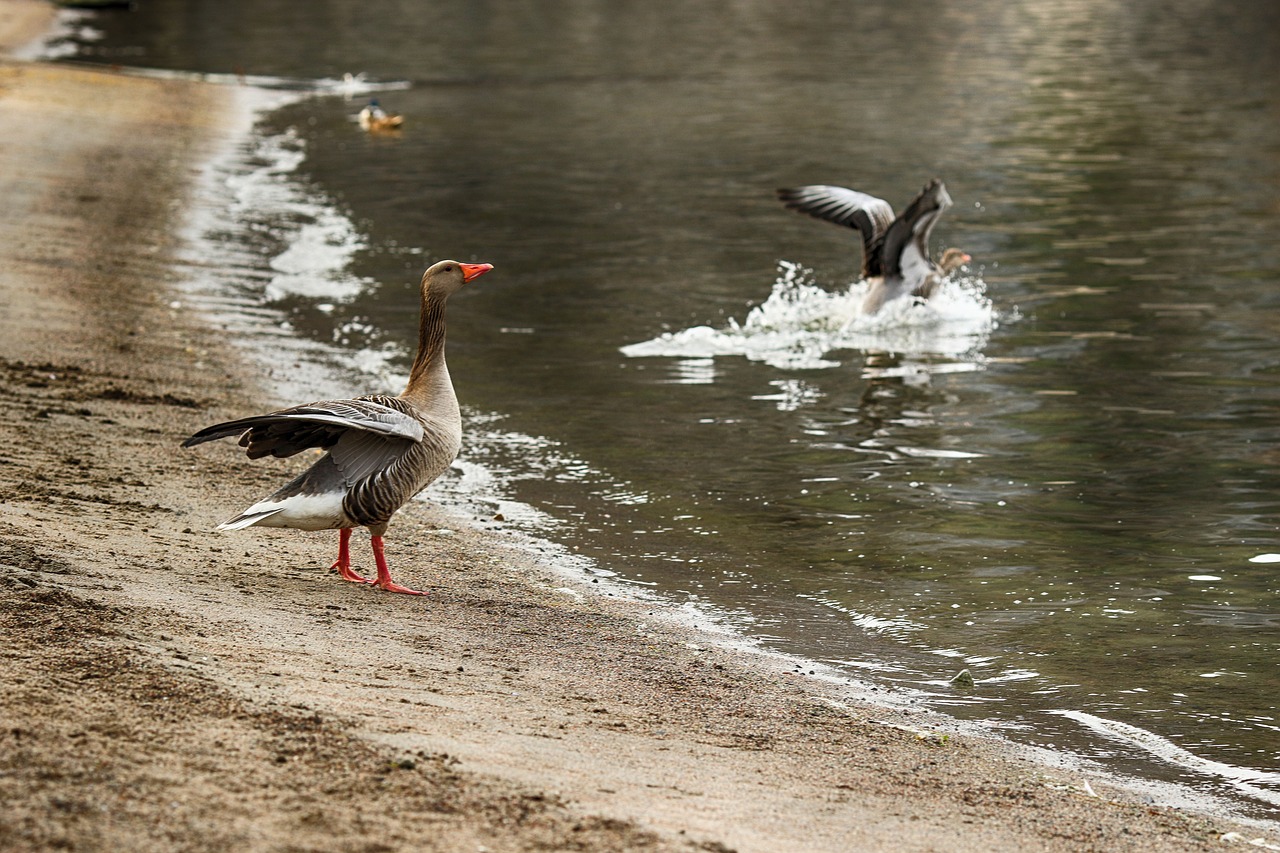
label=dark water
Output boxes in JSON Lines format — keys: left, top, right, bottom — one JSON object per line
{"left": 66, "top": 0, "right": 1280, "bottom": 816}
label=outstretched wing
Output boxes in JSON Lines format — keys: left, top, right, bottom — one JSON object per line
{"left": 181, "top": 396, "right": 425, "bottom": 459}
{"left": 777, "top": 185, "right": 896, "bottom": 277}
{"left": 880, "top": 179, "right": 952, "bottom": 281}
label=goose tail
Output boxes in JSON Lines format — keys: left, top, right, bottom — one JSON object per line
{"left": 217, "top": 507, "right": 285, "bottom": 531}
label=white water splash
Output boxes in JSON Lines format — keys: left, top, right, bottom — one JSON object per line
{"left": 321, "top": 72, "right": 413, "bottom": 99}
{"left": 622, "top": 261, "right": 999, "bottom": 371}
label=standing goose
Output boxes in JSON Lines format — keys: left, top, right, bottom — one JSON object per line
{"left": 777, "top": 179, "right": 970, "bottom": 315}
{"left": 183, "top": 259, "right": 493, "bottom": 596}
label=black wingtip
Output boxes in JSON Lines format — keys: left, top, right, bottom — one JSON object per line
{"left": 777, "top": 187, "right": 808, "bottom": 213}
{"left": 180, "top": 422, "right": 245, "bottom": 449}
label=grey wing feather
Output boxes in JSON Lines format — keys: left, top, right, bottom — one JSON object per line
{"left": 773, "top": 185, "right": 896, "bottom": 262}
{"left": 777, "top": 186, "right": 894, "bottom": 235}
{"left": 328, "top": 429, "right": 415, "bottom": 487}
{"left": 777, "top": 185, "right": 896, "bottom": 277}
{"left": 182, "top": 397, "right": 425, "bottom": 458}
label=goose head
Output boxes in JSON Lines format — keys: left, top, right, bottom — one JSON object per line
{"left": 938, "top": 248, "right": 971, "bottom": 274}
{"left": 421, "top": 259, "right": 494, "bottom": 298}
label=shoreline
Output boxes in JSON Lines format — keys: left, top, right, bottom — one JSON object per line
{"left": 1, "top": 12, "right": 1277, "bottom": 853}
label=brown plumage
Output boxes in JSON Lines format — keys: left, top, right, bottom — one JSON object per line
{"left": 183, "top": 259, "right": 494, "bottom": 595}
{"left": 358, "top": 100, "right": 403, "bottom": 132}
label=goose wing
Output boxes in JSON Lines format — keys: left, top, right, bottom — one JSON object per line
{"left": 777, "top": 185, "right": 896, "bottom": 277}
{"left": 880, "top": 179, "right": 952, "bottom": 282}
{"left": 181, "top": 396, "right": 425, "bottom": 460}
{"left": 325, "top": 427, "right": 416, "bottom": 486}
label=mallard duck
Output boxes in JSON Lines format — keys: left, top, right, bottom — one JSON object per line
{"left": 358, "top": 99, "right": 403, "bottom": 132}
{"left": 183, "top": 260, "right": 494, "bottom": 596}
{"left": 778, "top": 179, "right": 970, "bottom": 315}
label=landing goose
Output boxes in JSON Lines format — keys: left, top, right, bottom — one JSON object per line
{"left": 183, "top": 259, "right": 493, "bottom": 596}
{"left": 778, "top": 179, "right": 970, "bottom": 315}
{"left": 358, "top": 99, "right": 403, "bottom": 132}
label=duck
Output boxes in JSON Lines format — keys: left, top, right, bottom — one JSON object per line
{"left": 777, "top": 179, "right": 970, "bottom": 315}
{"left": 358, "top": 99, "right": 403, "bottom": 132}
{"left": 182, "top": 259, "right": 494, "bottom": 596}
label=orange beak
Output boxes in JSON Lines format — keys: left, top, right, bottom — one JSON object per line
{"left": 460, "top": 262, "right": 494, "bottom": 283}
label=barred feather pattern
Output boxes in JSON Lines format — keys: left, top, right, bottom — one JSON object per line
{"left": 338, "top": 396, "right": 461, "bottom": 531}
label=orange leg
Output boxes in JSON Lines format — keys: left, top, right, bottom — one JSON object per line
{"left": 370, "top": 535, "right": 426, "bottom": 596}
{"left": 330, "top": 528, "right": 372, "bottom": 584}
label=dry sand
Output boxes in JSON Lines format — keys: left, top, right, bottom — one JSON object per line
{"left": 1, "top": 5, "right": 1277, "bottom": 852}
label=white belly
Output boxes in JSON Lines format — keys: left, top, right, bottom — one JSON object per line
{"left": 218, "top": 491, "right": 348, "bottom": 532}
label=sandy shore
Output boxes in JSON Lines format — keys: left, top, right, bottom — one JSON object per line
{"left": 0, "top": 7, "right": 1276, "bottom": 852}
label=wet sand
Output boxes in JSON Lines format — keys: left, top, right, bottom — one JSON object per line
{"left": 1, "top": 6, "right": 1277, "bottom": 852}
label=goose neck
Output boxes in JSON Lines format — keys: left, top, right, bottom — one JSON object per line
{"left": 403, "top": 292, "right": 449, "bottom": 402}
